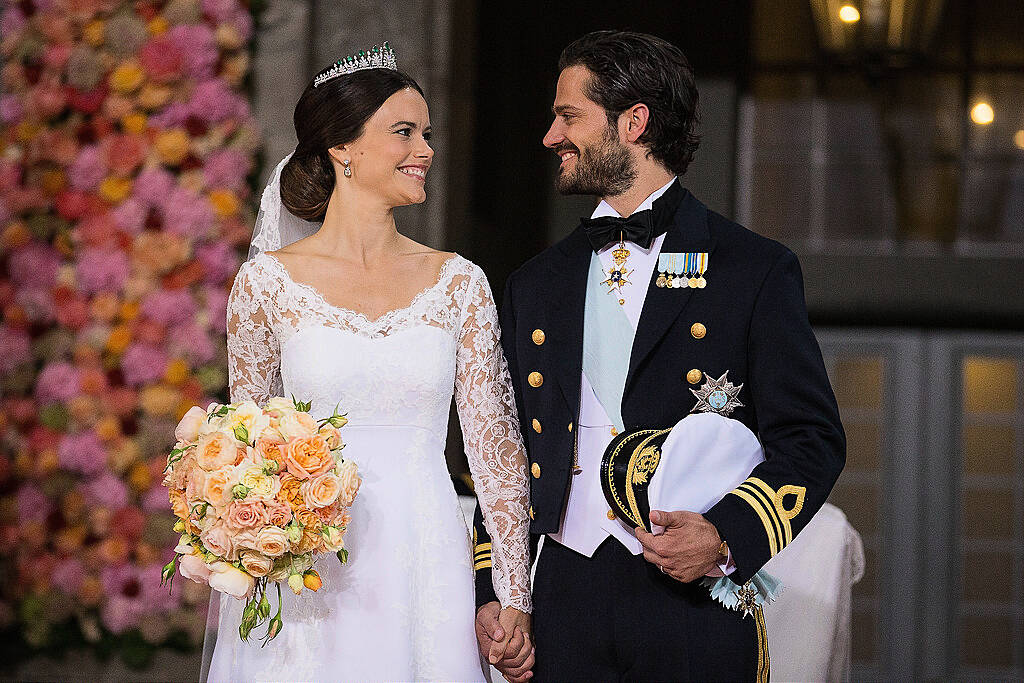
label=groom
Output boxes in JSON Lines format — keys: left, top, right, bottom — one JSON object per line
{"left": 474, "top": 30, "right": 845, "bottom": 681}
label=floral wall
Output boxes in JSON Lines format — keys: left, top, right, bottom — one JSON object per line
{"left": 0, "top": 0, "right": 259, "bottom": 668}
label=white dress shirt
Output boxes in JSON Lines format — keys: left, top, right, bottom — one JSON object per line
{"left": 549, "top": 179, "right": 735, "bottom": 575}
{"left": 550, "top": 178, "right": 674, "bottom": 557}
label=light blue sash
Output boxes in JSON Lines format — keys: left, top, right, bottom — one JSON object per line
{"left": 582, "top": 254, "right": 634, "bottom": 432}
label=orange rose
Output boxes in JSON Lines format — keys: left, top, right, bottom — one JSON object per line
{"left": 169, "top": 487, "right": 188, "bottom": 519}
{"left": 277, "top": 474, "right": 303, "bottom": 508}
{"left": 201, "top": 465, "right": 235, "bottom": 507}
{"left": 300, "top": 473, "right": 340, "bottom": 509}
{"left": 255, "top": 435, "right": 285, "bottom": 470}
{"left": 195, "top": 431, "right": 243, "bottom": 470}
{"left": 264, "top": 499, "right": 292, "bottom": 527}
{"left": 282, "top": 435, "right": 333, "bottom": 480}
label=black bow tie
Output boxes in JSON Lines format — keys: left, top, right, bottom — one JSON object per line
{"left": 580, "top": 211, "right": 655, "bottom": 251}
{"left": 578, "top": 181, "right": 685, "bottom": 252}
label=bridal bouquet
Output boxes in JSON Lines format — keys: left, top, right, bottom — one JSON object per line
{"left": 160, "top": 397, "right": 359, "bottom": 644}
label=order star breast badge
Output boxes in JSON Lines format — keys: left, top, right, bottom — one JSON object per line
{"left": 690, "top": 371, "right": 744, "bottom": 416}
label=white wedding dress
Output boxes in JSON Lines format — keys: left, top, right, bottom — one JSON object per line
{"left": 205, "top": 251, "right": 532, "bottom": 682}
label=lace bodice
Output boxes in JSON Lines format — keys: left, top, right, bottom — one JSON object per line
{"left": 225, "top": 252, "right": 532, "bottom": 612}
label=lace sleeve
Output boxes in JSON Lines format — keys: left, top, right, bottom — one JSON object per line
{"left": 454, "top": 264, "right": 532, "bottom": 613}
{"left": 226, "top": 261, "right": 282, "bottom": 405}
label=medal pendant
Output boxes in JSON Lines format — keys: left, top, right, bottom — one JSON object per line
{"left": 656, "top": 274, "right": 667, "bottom": 288}
{"left": 688, "top": 277, "right": 699, "bottom": 288}
{"left": 665, "top": 275, "right": 674, "bottom": 288}
{"left": 697, "top": 276, "right": 707, "bottom": 289}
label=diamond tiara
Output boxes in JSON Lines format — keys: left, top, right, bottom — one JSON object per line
{"left": 313, "top": 42, "right": 398, "bottom": 87}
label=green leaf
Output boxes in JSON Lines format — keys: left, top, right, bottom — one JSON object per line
{"left": 336, "top": 549, "right": 349, "bottom": 564}
{"left": 233, "top": 424, "right": 250, "bottom": 444}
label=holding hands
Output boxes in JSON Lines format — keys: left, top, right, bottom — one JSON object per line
{"left": 474, "top": 603, "right": 534, "bottom": 682}
{"left": 635, "top": 510, "right": 725, "bottom": 583}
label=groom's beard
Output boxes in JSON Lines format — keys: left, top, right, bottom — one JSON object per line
{"left": 555, "top": 127, "right": 637, "bottom": 197}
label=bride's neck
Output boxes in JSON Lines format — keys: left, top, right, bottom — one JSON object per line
{"left": 312, "top": 185, "right": 402, "bottom": 264}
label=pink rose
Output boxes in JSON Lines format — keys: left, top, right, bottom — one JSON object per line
{"left": 225, "top": 499, "right": 268, "bottom": 530}
{"left": 178, "top": 554, "right": 212, "bottom": 585}
{"left": 200, "top": 523, "right": 237, "bottom": 561}
{"left": 264, "top": 499, "right": 292, "bottom": 527}
{"left": 175, "top": 405, "right": 207, "bottom": 443}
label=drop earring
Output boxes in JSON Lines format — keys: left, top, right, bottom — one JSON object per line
{"left": 342, "top": 159, "right": 352, "bottom": 177}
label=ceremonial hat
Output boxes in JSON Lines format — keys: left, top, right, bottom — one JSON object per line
{"left": 600, "top": 413, "right": 764, "bottom": 533}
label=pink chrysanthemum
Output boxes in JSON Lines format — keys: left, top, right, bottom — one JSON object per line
{"left": 8, "top": 243, "right": 61, "bottom": 288}
{"left": 132, "top": 167, "right": 176, "bottom": 208}
{"left": 111, "top": 197, "right": 147, "bottom": 233}
{"left": 57, "top": 430, "right": 108, "bottom": 476}
{"left": 68, "top": 144, "right": 106, "bottom": 191}
{"left": 189, "top": 79, "right": 249, "bottom": 123}
{"left": 0, "top": 325, "right": 31, "bottom": 373}
{"left": 168, "top": 323, "right": 216, "bottom": 364}
{"left": 35, "top": 362, "right": 82, "bottom": 403}
{"left": 52, "top": 558, "right": 87, "bottom": 594}
{"left": 76, "top": 247, "right": 130, "bottom": 294}
{"left": 167, "top": 24, "right": 218, "bottom": 79}
{"left": 195, "top": 241, "right": 241, "bottom": 284}
{"left": 202, "top": 148, "right": 250, "bottom": 192}
{"left": 16, "top": 484, "right": 51, "bottom": 523}
{"left": 81, "top": 473, "right": 129, "bottom": 510}
{"left": 141, "top": 288, "right": 198, "bottom": 326}
{"left": 120, "top": 343, "right": 168, "bottom": 386}
{"left": 0, "top": 94, "right": 24, "bottom": 125}
{"left": 162, "top": 186, "right": 213, "bottom": 238}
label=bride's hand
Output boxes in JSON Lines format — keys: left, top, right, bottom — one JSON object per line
{"left": 492, "top": 607, "right": 534, "bottom": 682}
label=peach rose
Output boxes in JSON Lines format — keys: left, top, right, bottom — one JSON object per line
{"left": 264, "top": 499, "right": 292, "bottom": 527}
{"left": 321, "top": 525, "right": 345, "bottom": 552}
{"left": 282, "top": 435, "right": 333, "bottom": 480}
{"left": 277, "top": 410, "right": 318, "bottom": 441}
{"left": 255, "top": 435, "right": 285, "bottom": 469}
{"left": 336, "top": 459, "right": 361, "bottom": 508}
{"left": 174, "top": 405, "right": 207, "bottom": 443}
{"left": 301, "top": 472, "right": 340, "bottom": 509}
{"left": 277, "top": 474, "right": 302, "bottom": 507}
{"left": 195, "top": 430, "right": 242, "bottom": 470}
{"left": 231, "top": 527, "right": 260, "bottom": 552}
{"left": 225, "top": 499, "right": 267, "bottom": 530}
{"left": 208, "top": 562, "right": 254, "bottom": 599}
{"left": 318, "top": 424, "right": 343, "bottom": 450}
{"left": 178, "top": 553, "right": 211, "bottom": 585}
{"left": 200, "top": 523, "right": 236, "bottom": 561}
{"left": 239, "top": 551, "right": 273, "bottom": 578}
{"left": 200, "top": 465, "right": 235, "bottom": 508}
{"left": 254, "top": 527, "right": 289, "bottom": 558}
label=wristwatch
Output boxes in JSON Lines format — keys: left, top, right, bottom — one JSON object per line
{"left": 717, "top": 539, "right": 729, "bottom": 560}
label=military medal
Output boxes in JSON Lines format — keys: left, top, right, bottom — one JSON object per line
{"left": 686, "top": 253, "right": 699, "bottom": 288}
{"left": 601, "top": 232, "right": 632, "bottom": 302}
{"left": 696, "top": 252, "right": 708, "bottom": 288}
{"left": 690, "top": 370, "right": 744, "bottom": 417}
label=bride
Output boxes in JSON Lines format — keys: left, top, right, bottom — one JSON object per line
{"left": 204, "top": 44, "right": 532, "bottom": 682}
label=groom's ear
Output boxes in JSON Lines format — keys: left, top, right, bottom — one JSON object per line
{"left": 619, "top": 103, "right": 650, "bottom": 144}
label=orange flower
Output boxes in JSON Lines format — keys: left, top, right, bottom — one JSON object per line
{"left": 300, "top": 472, "right": 341, "bottom": 509}
{"left": 154, "top": 129, "right": 189, "bottom": 165}
{"left": 282, "top": 435, "right": 333, "bottom": 480}
{"left": 110, "top": 60, "right": 145, "bottom": 94}
{"left": 277, "top": 474, "right": 303, "bottom": 508}
{"left": 208, "top": 189, "right": 239, "bottom": 218}
{"left": 169, "top": 487, "right": 189, "bottom": 519}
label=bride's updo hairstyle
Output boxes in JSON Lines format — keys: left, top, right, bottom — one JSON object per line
{"left": 280, "top": 67, "right": 424, "bottom": 220}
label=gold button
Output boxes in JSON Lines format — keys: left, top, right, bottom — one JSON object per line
{"left": 528, "top": 505, "right": 535, "bottom": 520}
{"left": 532, "top": 329, "right": 546, "bottom": 345}
{"left": 607, "top": 509, "right": 616, "bottom": 521}
{"left": 531, "top": 462, "right": 541, "bottom": 478}
{"left": 528, "top": 371, "right": 543, "bottom": 388}
{"left": 568, "top": 422, "right": 573, "bottom": 432}
{"left": 610, "top": 427, "right": 618, "bottom": 436}
{"left": 691, "top": 322, "right": 706, "bottom": 339}
{"left": 532, "top": 419, "right": 542, "bottom": 433}
{"left": 687, "top": 369, "right": 703, "bottom": 384}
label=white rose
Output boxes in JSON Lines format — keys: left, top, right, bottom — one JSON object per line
{"left": 239, "top": 551, "right": 273, "bottom": 578}
{"left": 178, "top": 554, "right": 212, "bottom": 585}
{"left": 277, "top": 410, "right": 318, "bottom": 441}
{"left": 207, "top": 562, "right": 255, "bottom": 599}
{"left": 227, "top": 400, "right": 271, "bottom": 442}
{"left": 174, "top": 406, "right": 208, "bottom": 443}
{"left": 255, "top": 526, "right": 290, "bottom": 558}
{"left": 264, "top": 397, "right": 295, "bottom": 416}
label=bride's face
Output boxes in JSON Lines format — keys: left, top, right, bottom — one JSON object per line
{"left": 335, "top": 87, "right": 433, "bottom": 207}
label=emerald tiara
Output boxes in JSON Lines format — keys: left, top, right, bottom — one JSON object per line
{"left": 313, "top": 42, "right": 398, "bottom": 87}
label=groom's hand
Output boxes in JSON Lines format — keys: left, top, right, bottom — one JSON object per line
{"left": 475, "top": 602, "right": 535, "bottom": 682}
{"left": 635, "top": 510, "right": 722, "bottom": 582}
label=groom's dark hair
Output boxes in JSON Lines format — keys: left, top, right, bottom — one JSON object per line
{"left": 559, "top": 31, "right": 701, "bottom": 177}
